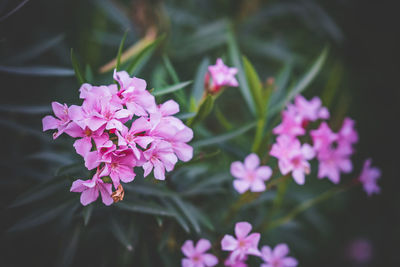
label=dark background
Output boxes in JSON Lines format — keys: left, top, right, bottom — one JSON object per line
{"left": 0, "top": 0, "right": 399, "bottom": 266}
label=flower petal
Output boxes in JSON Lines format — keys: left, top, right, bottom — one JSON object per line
{"left": 244, "top": 153, "right": 260, "bottom": 170}
{"left": 235, "top": 222, "right": 252, "bottom": 239}
{"left": 221, "top": 235, "right": 238, "bottom": 251}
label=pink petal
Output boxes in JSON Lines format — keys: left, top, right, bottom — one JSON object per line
{"left": 244, "top": 153, "right": 260, "bottom": 170}
{"left": 181, "top": 240, "right": 195, "bottom": 257}
{"left": 245, "top": 233, "right": 260, "bottom": 247}
{"left": 292, "top": 169, "right": 305, "bottom": 185}
{"left": 117, "top": 165, "right": 136, "bottom": 183}
{"left": 130, "top": 116, "right": 150, "bottom": 133}
{"left": 282, "top": 257, "right": 298, "bottom": 267}
{"left": 196, "top": 239, "right": 212, "bottom": 253}
{"left": 70, "top": 179, "right": 87, "bottom": 192}
{"left": 221, "top": 235, "right": 238, "bottom": 251}
{"left": 86, "top": 117, "right": 106, "bottom": 131}
{"left": 273, "top": 243, "right": 289, "bottom": 258}
{"left": 301, "top": 144, "right": 315, "bottom": 160}
{"left": 80, "top": 187, "right": 99, "bottom": 206}
{"left": 84, "top": 151, "right": 100, "bottom": 170}
{"left": 73, "top": 138, "right": 92, "bottom": 157}
{"left": 160, "top": 99, "right": 179, "bottom": 116}
{"left": 255, "top": 166, "right": 272, "bottom": 180}
{"left": 230, "top": 162, "right": 246, "bottom": 179}
{"left": 235, "top": 222, "right": 252, "bottom": 239}
{"left": 42, "top": 115, "right": 59, "bottom": 131}
{"left": 51, "top": 102, "right": 66, "bottom": 119}
{"left": 173, "top": 142, "right": 193, "bottom": 162}
{"left": 142, "top": 162, "right": 153, "bottom": 177}
{"left": 99, "top": 182, "right": 113, "bottom": 206}
{"left": 233, "top": 180, "right": 251, "bottom": 194}
{"left": 153, "top": 159, "right": 166, "bottom": 180}
{"left": 250, "top": 179, "right": 266, "bottom": 192}
{"left": 261, "top": 246, "right": 272, "bottom": 261}
{"left": 203, "top": 254, "right": 218, "bottom": 266}
{"left": 181, "top": 259, "right": 195, "bottom": 267}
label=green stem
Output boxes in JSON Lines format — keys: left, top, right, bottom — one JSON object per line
{"left": 259, "top": 181, "right": 355, "bottom": 232}
{"left": 251, "top": 117, "right": 266, "bottom": 154}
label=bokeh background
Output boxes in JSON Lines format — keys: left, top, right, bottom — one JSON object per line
{"left": 0, "top": 0, "right": 398, "bottom": 266}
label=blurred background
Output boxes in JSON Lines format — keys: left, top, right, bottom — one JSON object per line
{"left": 0, "top": 0, "right": 399, "bottom": 266}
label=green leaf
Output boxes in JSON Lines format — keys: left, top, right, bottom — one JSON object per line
{"left": 9, "top": 181, "right": 65, "bottom": 208}
{"left": 0, "top": 105, "right": 51, "bottom": 114}
{"left": 192, "top": 121, "right": 256, "bottom": 148}
{"left": 162, "top": 54, "right": 180, "bottom": 84}
{"left": 171, "top": 196, "right": 201, "bottom": 234}
{"left": 84, "top": 64, "right": 94, "bottom": 83}
{"left": 70, "top": 48, "right": 86, "bottom": 84}
{"left": 242, "top": 55, "right": 264, "bottom": 116}
{"left": 57, "top": 224, "right": 82, "bottom": 267}
{"left": 124, "top": 183, "right": 176, "bottom": 197}
{"left": 126, "top": 34, "right": 165, "bottom": 75}
{"left": 163, "top": 199, "right": 191, "bottom": 233}
{"left": 187, "top": 95, "right": 214, "bottom": 126}
{"left": 226, "top": 24, "right": 256, "bottom": 116}
{"left": 0, "top": 65, "right": 74, "bottom": 77}
{"left": 191, "top": 58, "right": 210, "bottom": 105}
{"left": 183, "top": 202, "right": 215, "bottom": 231}
{"left": 116, "top": 30, "right": 128, "bottom": 71}
{"left": 110, "top": 217, "right": 133, "bottom": 251}
{"left": 8, "top": 201, "right": 74, "bottom": 232}
{"left": 82, "top": 205, "right": 93, "bottom": 226}
{"left": 117, "top": 201, "right": 175, "bottom": 217}
{"left": 268, "top": 63, "right": 293, "bottom": 117}
{"left": 92, "top": 0, "right": 133, "bottom": 31}
{"left": 286, "top": 47, "right": 329, "bottom": 104}
{"left": 152, "top": 81, "right": 192, "bottom": 96}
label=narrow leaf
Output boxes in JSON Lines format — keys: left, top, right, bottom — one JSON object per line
{"left": 171, "top": 196, "right": 201, "bottom": 234}
{"left": 0, "top": 105, "right": 51, "bottom": 114}
{"left": 110, "top": 217, "right": 133, "bottom": 251}
{"left": 117, "top": 201, "right": 175, "bottom": 217}
{"left": 152, "top": 81, "right": 192, "bottom": 96}
{"left": 192, "top": 121, "right": 256, "bottom": 148}
{"left": 70, "top": 49, "right": 86, "bottom": 84}
{"left": 0, "top": 0, "right": 29, "bottom": 22}
{"left": 191, "top": 58, "right": 210, "bottom": 105}
{"left": 82, "top": 205, "right": 93, "bottom": 226}
{"left": 226, "top": 24, "right": 256, "bottom": 116}
{"left": 242, "top": 55, "right": 264, "bottom": 116}
{"left": 187, "top": 95, "right": 214, "bottom": 126}
{"left": 116, "top": 30, "right": 128, "bottom": 71}
{"left": 0, "top": 65, "right": 74, "bottom": 76}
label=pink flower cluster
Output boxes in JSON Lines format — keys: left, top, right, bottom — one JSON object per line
{"left": 270, "top": 95, "right": 359, "bottom": 185}
{"left": 205, "top": 58, "right": 238, "bottom": 93}
{"left": 42, "top": 70, "right": 193, "bottom": 206}
{"left": 182, "top": 222, "right": 297, "bottom": 266}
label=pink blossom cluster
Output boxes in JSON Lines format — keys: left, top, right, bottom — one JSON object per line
{"left": 42, "top": 70, "right": 193, "bottom": 206}
{"left": 270, "top": 95, "right": 358, "bottom": 185}
{"left": 205, "top": 58, "right": 238, "bottom": 93}
{"left": 182, "top": 222, "right": 297, "bottom": 266}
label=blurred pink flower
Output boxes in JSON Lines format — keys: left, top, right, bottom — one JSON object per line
{"left": 207, "top": 58, "right": 238, "bottom": 92}
{"left": 292, "top": 95, "right": 329, "bottom": 122}
{"left": 181, "top": 239, "right": 218, "bottom": 267}
{"left": 359, "top": 158, "right": 381, "bottom": 196}
{"left": 273, "top": 110, "right": 305, "bottom": 137}
{"left": 346, "top": 238, "right": 373, "bottom": 263}
{"left": 316, "top": 146, "right": 352, "bottom": 184}
{"left": 310, "top": 122, "right": 337, "bottom": 151}
{"left": 221, "top": 222, "right": 261, "bottom": 262}
{"left": 270, "top": 135, "right": 315, "bottom": 185}
{"left": 230, "top": 153, "right": 272, "bottom": 194}
{"left": 260, "top": 243, "right": 298, "bottom": 267}
{"left": 224, "top": 254, "right": 248, "bottom": 267}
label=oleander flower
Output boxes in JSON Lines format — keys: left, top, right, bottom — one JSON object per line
{"left": 42, "top": 102, "right": 74, "bottom": 139}
{"left": 273, "top": 110, "right": 305, "bottom": 137}
{"left": 224, "top": 254, "right": 248, "bottom": 267}
{"left": 359, "top": 158, "right": 381, "bottom": 196}
{"left": 221, "top": 222, "right": 261, "bottom": 262}
{"left": 181, "top": 239, "right": 218, "bottom": 267}
{"left": 260, "top": 244, "right": 298, "bottom": 267}
{"left": 206, "top": 58, "right": 238, "bottom": 93}
{"left": 70, "top": 170, "right": 113, "bottom": 206}
{"left": 310, "top": 122, "right": 337, "bottom": 151}
{"left": 270, "top": 135, "right": 315, "bottom": 185}
{"left": 230, "top": 153, "right": 272, "bottom": 194}
{"left": 292, "top": 95, "right": 329, "bottom": 123}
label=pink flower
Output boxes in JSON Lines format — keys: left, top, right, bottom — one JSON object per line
{"left": 359, "top": 159, "right": 381, "bottom": 196}
{"left": 100, "top": 148, "right": 137, "bottom": 188}
{"left": 42, "top": 102, "right": 74, "bottom": 139}
{"left": 83, "top": 139, "right": 116, "bottom": 170}
{"left": 230, "top": 153, "right": 272, "bottom": 194}
{"left": 270, "top": 136, "right": 315, "bottom": 185}
{"left": 292, "top": 95, "right": 329, "bottom": 122}
{"left": 316, "top": 146, "right": 352, "bottom": 184}
{"left": 114, "top": 70, "right": 156, "bottom": 116}
{"left": 221, "top": 222, "right": 261, "bottom": 262}
{"left": 310, "top": 122, "right": 337, "bottom": 151}
{"left": 207, "top": 58, "right": 238, "bottom": 93}
{"left": 70, "top": 171, "right": 113, "bottom": 206}
{"left": 273, "top": 110, "right": 305, "bottom": 137}
{"left": 181, "top": 239, "right": 218, "bottom": 267}
{"left": 116, "top": 117, "right": 153, "bottom": 159}
{"left": 260, "top": 244, "right": 298, "bottom": 267}
{"left": 337, "top": 117, "right": 358, "bottom": 155}
{"left": 142, "top": 140, "right": 178, "bottom": 180}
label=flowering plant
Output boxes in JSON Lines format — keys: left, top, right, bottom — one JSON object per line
{"left": 2, "top": 1, "right": 387, "bottom": 266}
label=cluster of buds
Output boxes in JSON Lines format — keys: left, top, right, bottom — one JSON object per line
{"left": 42, "top": 70, "right": 193, "bottom": 205}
